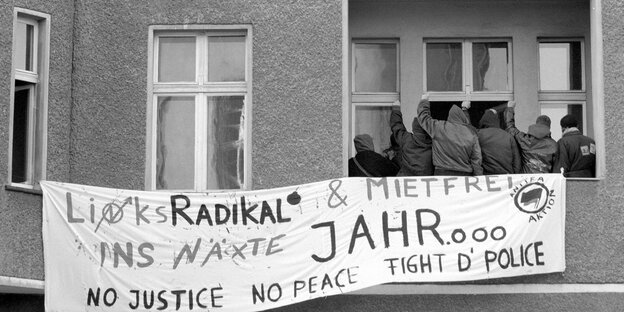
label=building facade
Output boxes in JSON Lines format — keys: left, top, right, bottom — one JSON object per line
{"left": 1, "top": 0, "right": 623, "bottom": 311}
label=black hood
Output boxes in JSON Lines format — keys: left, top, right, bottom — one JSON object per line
{"left": 448, "top": 105, "right": 470, "bottom": 125}
{"left": 479, "top": 110, "right": 499, "bottom": 129}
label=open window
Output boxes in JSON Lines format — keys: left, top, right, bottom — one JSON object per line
{"left": 9, "top": 8, "right": 50, "bottom": 189}
{"left": 146, "top": 26, "right": 252, "bottom": 191}
{"left": 423, "top": 38, "right": 512, "bottom": 126}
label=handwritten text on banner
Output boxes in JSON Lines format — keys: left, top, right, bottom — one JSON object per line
{"left": 42, "top": 174, "right": 566, "bottom": 312}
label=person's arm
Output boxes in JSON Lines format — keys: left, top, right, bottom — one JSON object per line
{"left": 511, "top": 137, "right": 522, "bottom": 173}
{"left": 553, "top": 141, "right": 569, "bottom": 175}
{"left": 504, "top": 101, "right": 521, "bottom": 137}
{"left": 416, "top": 93, "right": 435, "bottom": 137}
{"left": 470, "top": 138, "right": 483, "bottom": 176}
{"left": 389, "top": 100, "right": 410, "bottom": 146}
{"left": 462, "top": 100, "right": 477, "bottom": 132}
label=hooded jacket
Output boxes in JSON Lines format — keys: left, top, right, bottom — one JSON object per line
{"left": 553, "top": 128, "right": 596, "bottom": 177}
{"left": 389, "top": 108, "right": 434, "bottom": 176}
{"left": 504, "top": 107, "right": 558, "bottom": 173}
{"left": 417, "top": 100, "right": 483, "bottom": 175}
{"left": 477, "top": 110, "right": 522, "bottom": 175}
{"left": 348, "top": 134, "right": 399, "bottom": 177}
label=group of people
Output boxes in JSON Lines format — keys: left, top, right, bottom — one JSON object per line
{"left": 349, "top": 93, "right": 596, "bottom": 178}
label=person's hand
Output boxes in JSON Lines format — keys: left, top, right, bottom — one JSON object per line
{"left": 392, "top": 100, "right": 401, "bottom": 107}
{"left": 421, "top": 93, "right": 429, "bottom": 101}
{"left": 508, "top": 100, "right": 516, "bottom": 108}
{"left": 461, "top": 100, "right": 471, "bottom": 110}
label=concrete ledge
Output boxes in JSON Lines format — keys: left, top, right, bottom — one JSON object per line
{"left": 351, "top": 283, "right": 624, "bottom": 295}
{"left": 0, "top": 276, "right": 44, "bottom": 294}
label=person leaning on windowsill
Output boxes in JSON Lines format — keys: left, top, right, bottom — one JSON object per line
{"left": 348, "top": 134, "right": 399, "bottom": 177}
{"left": 389, "top": 99, "right": 434, "bottom": 176}
{"left": 416, "top": 93, "right": 483, "bottom": 176}
{"left": 504, "top": 100, "right": 558, "bottom": 174}
{"left": 553, "top": 114, "right": 596, "bottom": 178}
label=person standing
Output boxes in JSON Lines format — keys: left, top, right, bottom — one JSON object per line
{"left": 417, "top": 94, "right": 483, "bottom": 176}
{"left": 553, "top": 114, "right": 596, "bottom": 177}
{"left": 476, "top": 108, "right": 521, "bottom": 174}
{"left": 389, "top": 99, "right": 434, "bottom": 176}
{"left": 348, "top": 134, "right": 399, "bottom": 177}
{"left": 504, "top": 101, "right": 558, "bottom": 173}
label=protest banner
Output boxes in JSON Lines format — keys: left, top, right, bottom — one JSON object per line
{"left": 42, "top": 174, "right": 565, "bottom": 311}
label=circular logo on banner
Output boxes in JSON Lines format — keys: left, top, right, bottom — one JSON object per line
{"left": 513, "top": 182, "right": 550, "bottom": 214}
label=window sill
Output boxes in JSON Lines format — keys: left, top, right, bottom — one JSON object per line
{"left": 565, "top": 176, "right": 603, "bottom": 182}
{"left": 5, "top": 184, "right": 42, "bottom": 195}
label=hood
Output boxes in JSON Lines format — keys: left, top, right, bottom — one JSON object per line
{"left": 411, "top": 117, "right": 432, "bottom": 144}
{"left": 479, "top": 110, "right": 499, "bottom": 129}
{"left": 448, "top": 105, "right": 470, "bottom": 125}
{"left": 354, "top": 134, "right": 375, "bottom": 153}
{"left": 527, "top": 124, "right": 551, "bottom": 139}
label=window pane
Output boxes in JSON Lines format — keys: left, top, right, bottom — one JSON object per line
{"left": 426, "top": 43, "right": 463, "bottom": 91}
{"left": 540, "top": 103, "right": 584, "bottom": 141}
{"left": 156, "top": 96, "right": 195, "bottom": 190}
{"left": 12, "top": 87, "right": 32, "bottom": 183}
{"left": 539, "top": 42, "right": 583, "bottom": 91}
{"left": 354, "top": 106, "right": 392, "bottom": 154}
{"left": 207, "top": 36, "right": 245, "bottom": 82}
{"left": 15, "top": 22, "right": 34, "bottom": 72}
{"left": 158, "top": 37, "right": 196, "bottom": 82}
{"left": 206, "top": 96, "right": 245, "bottom": 189}
{"left": 472, "top": 42, "right": 509, "bottom": 91}
{"left": 354, "top": 43, "right": 397, "bottom": 92}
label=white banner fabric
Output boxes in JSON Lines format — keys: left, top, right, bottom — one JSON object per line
{"left": 42, "top": 174, "right": 566, "bottom": 312}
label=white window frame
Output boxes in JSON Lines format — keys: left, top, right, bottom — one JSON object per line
{"left": 350, "top": 38, "right": 400, "bottom": 155}
{"left": 539, "top": 100, "right": 587, "bottom": 141}
{"left": 423, "top": 38, "right": 513, "bottom": 102}
{"left": 146, "top": 25, "right": 253, "bottom": 192}
{"left": 537, "top": 38, "right": 586, "bottom": 98}
{"left": 8, "top": 8, "right": 50, "bottom": 190}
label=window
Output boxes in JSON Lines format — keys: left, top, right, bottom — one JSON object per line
{"left": 147, "top": 26, "right": 252, "bottom": 191}
{"left": 538, "top": 39, "right": 586, "bottom": 141}
{"left": 9, "top": 9, "right": 50, "bottom": 189}
{"left": 351, "top": 39, "right": 399, "bottom": 154}
{"left": 423, "top": 39, "right": 513, "bottom": 102}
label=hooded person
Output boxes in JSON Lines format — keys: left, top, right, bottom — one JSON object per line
{"left": 416, "top": 94, "right": 483, "bottom": 176}
{"left": 389, "top": 100, "right": 434, "bottom": 176}
{"left": 348, "top": 134, "right": 399, "bottom": 177}
{"left": 477, "top": 109, "right": 521, "bottom": 174}
{"left": 553, "top": 114, "right": 596, "bottom": 177}
{"left": 504, "top": 101, "right": 558, "bottom": 173}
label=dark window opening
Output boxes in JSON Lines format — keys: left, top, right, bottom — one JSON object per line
{"left": 429, "top": 101, "right": 508, "bottom": 129}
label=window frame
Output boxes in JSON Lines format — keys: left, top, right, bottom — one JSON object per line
{"left": 146, "top": 25, "right": 253, "bottom": 192}
{"left": 350, "top": 38, "right": 400, "bottom": 155}
{"left": 423, "top": 38, "right": 513, "bottom": 102}
{"left": 537, "top": 38, "right": 586, "bottom": 97}
{"left": 8, "top": 8, "right": 50, "bottom": 190}
{"left": 539, "top": 100, "right": 587, "bottom": 141}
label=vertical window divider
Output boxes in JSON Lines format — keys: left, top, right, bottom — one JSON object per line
{"left": 195, "top": 95, "right": 206, "bottom": 191}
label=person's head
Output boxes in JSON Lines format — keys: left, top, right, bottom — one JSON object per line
{"left": 536, "top": 115, "right": 551, "bottom": 128}
{"left": 479, "top": 109, "right": 499, "bottom": 129}
{"left": 354, "top": 134, "right": 375, "bottom": 153}
{"left": 560, "top": 114, "right": 578, "bottom": 132}
{"left": 527, "top": 115, "right": 552, "bottom": 139}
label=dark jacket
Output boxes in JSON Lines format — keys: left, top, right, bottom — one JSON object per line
{"left": 348, "top": 134, "right": 399, "bottom": 177}
{"left": 348, "top": 151, "right": 399, "bottom": 177}
{"left": 504, "top": 107, "right": 558, "bottom": 173}
{"left": 417, "top": 100, "right": 483, "bottom": 175}
{"left": 477, "top": 111, "right": 522, "bottom": 174}
{"left": 389, "top": 108, "right": 434, "bottom": 176}
{"left": 553, "top": 128, "right": 596, "bottom": 177}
